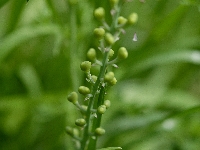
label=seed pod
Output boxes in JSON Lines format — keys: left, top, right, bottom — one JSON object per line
{"left": 105, "top": 33, "right": 115, "bottom": 45}
{"left": 78, "top": 86, "right": 90, "bottom": 95}
{"left": 128, "top": 13, "right": 138, "bottom": 25}
{"left": 117, "top": 47, "right": 128, "bottom": 59}
{"left": 98, "top": 105, "right": 107, "bottom": 114}
{"left": 80, "top": 61, "right": 91, "bottom": 72}
{"left": 95, "top": 127, "right": 105, "bottom": 136}
{"left": 75, "top": 118, "right": 86, "bottom": 127}
{"left": 94, "top": 7, "right": 105, "bottom": 20}
{"left": 94, "top": 28, "right": 105, "bottom": 39}
{"left": 87, "top": 48, "right": 96, "bottom": 61}
{"left": 109, "top": 49, "right": 114, "bottom": 58}
{"left": 104, "top": 72, "right": 115, "bottom": 82}
{"left": 118, "top": 16, "right": 127, "bottom": 26}
{"left": 91, "top": 75, "right": 97, "bottom": 83}
{"left": 109, "top": 77, "right": 117, "bottom": 86}
{"left": 65, "top": 126, "right": 73, "bottom": 136}
{"left": 67, "top": 92, "right": 78, "bottom": 104}
{"left": 104, "top": 100, "right": 111, "bottom": 109}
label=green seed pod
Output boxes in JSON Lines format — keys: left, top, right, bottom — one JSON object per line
{"left": 91, "top": 75, "right": 97, "bottom": 83}
{"left": 94, "top": 28, "right": 105, "bottom": 39}
{"left": 95, "top": 127, "right": 105, "bottom": 136}
{"left": 118, "top": 16, "right": 128, "bottom": 26}
{"left": 98, "top": 105, "right": 107, "bottom": 114}
{"left": 75, "top": 118, "right": 86, "bottom": 127}
{"left": 128, "top": 12, "right": 138, "bottom": 25}
{"left": 80, "top": 61, "right": 91, "bottom": 72}
{"left": 104, "top": 72, "right": 115, "bottom": 82}
{"left": 65, "top": 126, "right": 73, "bottom": 136}
{"left": 94, "top": 7, "right": 105, "bottom": 20}
{"left": 105, "top": 33, "right": 115, "bottom": 45}
{"left": 87, "top": 48, "right": 96, "bottom": 61}
{"left": 67, "top": 92, "right": 78, "bottom": 104}
{"left": 109, "top": 0, "right": 119, "bottom": 6}
{"left": 78, "top": 86, "right": 90, "bottom": 95}
{"left": 104, "top": 100, "right": 111, "bottom": 109}
{"left": 109, "top": 49, "right": 114, "bottom": 58}
{"left": 117, "top": 47, "right": 128, "bottom": 59}
{"left": 109, "top": 77, "right": 117, "bottom": 86}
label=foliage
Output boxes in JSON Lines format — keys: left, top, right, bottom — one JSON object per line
{"left": 0, "top": 0, "right": 200, "bottom": 150}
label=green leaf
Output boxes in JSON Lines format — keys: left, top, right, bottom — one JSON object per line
{"left": 97, "top": 147, "right": 122, "bottom": 150}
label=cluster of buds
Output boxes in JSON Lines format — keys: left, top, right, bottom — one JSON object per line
{"left": 66, "top": 0, "right": 138, "bottom": 149}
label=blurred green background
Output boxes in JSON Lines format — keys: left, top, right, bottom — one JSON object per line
{"left": 0, "top": 0, "right": 200, "bottom": 150}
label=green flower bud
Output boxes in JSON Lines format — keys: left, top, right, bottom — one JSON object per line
{"left": 81, "top": 105, "right": 88, "bottom": 112}
{"left": 78, "top": 86, "right": 90, "bottom": 95}
{"left": 95, "top": 127, "right": 105, "bottom": 136}
{"left": 118, "top": 16, "right": 127, "bottom": 26}
{"left": 80, "top": 61, "right": 91, "bottom": 72}
{"left": 94, "top": 7, "right": 105, "bottom": 20}
{"left": 117, "top": 47, "right": 128, "bottom": 59}
{"left": 128, "top": 13, "right": 138, "bottom": 25}
{"left": 91, "top": 75, "right": 97, "bottom": 83}
{"left": 104, "top": 100, "right": 111, "bottom": 108}
{"left": 87, "top": 48, "right": 96, "bottom": 61}
{"left": 109, "top": 0, "right": 119, "bottom": 6}
{"left": 65, "top": 126, "right": 73, "bottom": 135}
{"left": 98, "top": 105, "right": 107, "bottom": 114}
{"left": 109, "top": 49, "right": 114, "bottom": 58}
{"left": 67, "top": 92, "right": 78, "bottom": 104}
{"left": 109, "top": 77, "right": 117, "bottom": 86}
{"left": 94, "top": 28, "right": 105, "bottom": 39}
{"left": 105, "top": 33, "right": 115, "bottom": 45}
{"left": 75, "top": 118, "right": 86, "bottom": 127}
{"left": 104, "top": 72, "right": 115, "bottom": 82}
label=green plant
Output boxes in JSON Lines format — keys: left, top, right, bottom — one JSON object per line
{"left": 66, "top": 0, "right": 137, "bottom": 150}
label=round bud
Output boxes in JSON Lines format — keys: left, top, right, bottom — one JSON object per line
{"left": 104, "top": 72, "right": 115, "bottom": 82}
{"left": 128, "top": 13, "right": 138, "bottom": 25}
{"left": 67, "top": 92, "right": 78, "bottom": 104}
{"left": 109, "top": 0, "right": 119, "bottom": 6}
{"left": 75, "top": 118, "right": 86, "bottom": 127}
{"left": 94, "top": 28, "right": 105, "bottom": 39}
{"left": 104, "top": 100, "right": 111, "bottom": 108}
{"left": 117, "top": 47, "right": 128, "bottom": 59}
{"left": 109, "top": 77, "right": 117, "bottom": 86}
{"left": 91, "top": 75, "right": 97, "bottom": 83}
{"left": 98, "top": 105, "right": 107, "bottom": 114}
{"left": 118, "top": 16, "right": 128, "bottom": 26}
{"left": 65, "top": 126, "right": 73, "bottom": 135}
{"left": 109, "top": 49, "right": 114, "bottom": 58}
{"left": 105, "top": 33, "right": 115, "bottom": 45}
{"left": 87, "top": 48, "right": 96, "bottom": 61}
{"left": 80, "top": 61, "right": 91, "bottom": 72}
{"left": 78, "top": 86, "right": 90, "bottom": 95}
{"left": 81, "top": 105, "right": 88, "bottom": 112}
{"left": 95, "top": 127, "right": 105, "bottom": 136}
{"left": 94, "top": 7, "right": 105, "bottom": 20}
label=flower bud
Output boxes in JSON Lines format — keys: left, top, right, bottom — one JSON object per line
{"left": 78, "top": 86, "right": 90, "bottom": 95}
{"left": 87, "top": 48, "right": 96, "bottom": 61}
{"left": 118, "top": 16, "right": 127, "bottom": 26}
{"left": 104, "top": 72, "right": 115, "bottom": 82}
{"left": 109, "top": 77, "right": 117, "bottom": 86}
{"left": 80, "top": 61, "right": 91, "bottom": 72}
{"left": 67, "top": 92, "right": 78, "bottom": 104}
{"left": 95, "top": 127, "right": 105, "bottom": 136}
{"left": 94, "top": 7, "right": 105, "bottom": 20}
{"left": 104, "top": 100, "right": 111, "bottom": 108}
{"left": 75, "top": 118, "right": 86, "bottom": 127}
{"left": 105, "top": 33, "right": 115, "bottom": 45}
{"left": 109, "top": 49, "right": 114, "bottom": 58}
{"left": 117, "top": 47, "right": 128, "bottom": 59}
{"left": 91, "top": 75, "right": 97, "bottom": 83}
{"left": 109, "top": 0, "right": 119, "bottom": 6}
{"left": 128, "top": 13, "right": 138, "bottom": 25}
{"left": 94, "top": 28, "right": 105, "bottom": 39}
{"left": 81, "top": 105, "right": 88, "bottom": 112}
{"left": 65, "top": 126, "right": 73, "bottom": 135}
{"left": 98, "top": 105, "right": 107, "bottom": 114}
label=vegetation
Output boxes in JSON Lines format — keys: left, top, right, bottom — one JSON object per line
{"left": 0, "top": 0, "right": 200, "bottom": 150}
